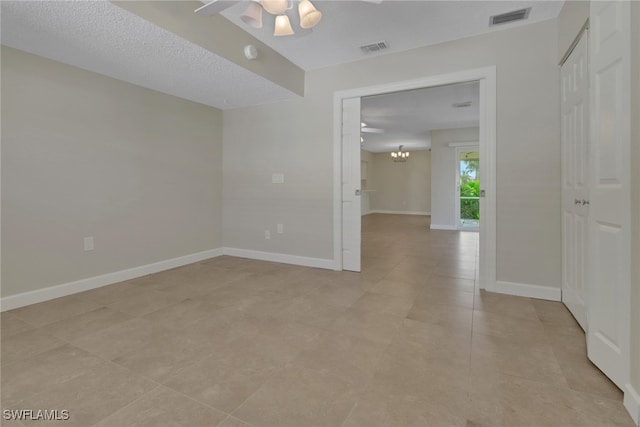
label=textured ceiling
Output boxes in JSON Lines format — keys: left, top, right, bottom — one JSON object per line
{"left": 361, "top": 81, "right": 479, "bottom": 153}
{"left": 1, "top": 1, "right": 563, "bottom": 111}
{"left": 220, "top": 0, "right": 564, "bottom": 70}
{"left": 0, "top": 0, "right": 299, "bottom": 110}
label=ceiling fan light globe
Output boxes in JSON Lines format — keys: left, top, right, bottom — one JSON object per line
{"left": 241, "top": 2, "right": 263, "bottom": 28}
{"left": 298, "top": 0, "right": 321, "bottom": 29}
{"left": 261, "top": 0, "right": 287, "bottom": 15}
{"left": 300, "top": 11, "right": 321, "bottom": 29}
{"left": 274, "top": 14, "right": 294, "bottom": 36}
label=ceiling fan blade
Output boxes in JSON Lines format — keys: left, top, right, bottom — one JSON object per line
{"left": 195, "top": 0, "right": 240, "bottom": 16}
{"left": 361, "top": 127, "right": 385, "bottom": 134}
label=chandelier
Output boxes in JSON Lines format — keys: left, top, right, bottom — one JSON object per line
{"left": 241, "top": 0, "right": 322, "bottom": 36}
{"left": 391, "top": 145, "right": 410, "bottom": 162}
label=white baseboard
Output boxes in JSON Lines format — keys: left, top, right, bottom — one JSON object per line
{"left": 430, "top": 224, "right": 457, "bottom": 230}
{"left": 493, "top": 280, "right": 561, "bottom": 301}
{"left": 222, "top": 247, "right": 333, "bottom": 270}
{"left": 625, "top": 384, "right": 640, "bottom": 426}
{"left": 0, "top": 248, "right": 224, "bottom": 312}
{"left": 369, "top": 210, "right": 431, "bottom": 216}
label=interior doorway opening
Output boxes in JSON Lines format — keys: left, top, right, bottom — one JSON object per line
{"left": 333, "top": 66, "right": 497, "bottom": 292}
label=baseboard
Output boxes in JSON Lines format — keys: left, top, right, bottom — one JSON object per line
{"left": 430, "top": 224, "right": 457, "bottom": 230}
{"left": 369, "top": 210, "right": 431, "bottom": 216}
{"left": 625, "top": 384, "right": 640, "bottom": 426}
{"left": 0, "top": 248, "right": 224, "bottom": 312}
{"left": 222, "top": 247, "right": 334, "bottom": 270}
{"left": 493, "top": 280, "right": 561, "bottom": 301}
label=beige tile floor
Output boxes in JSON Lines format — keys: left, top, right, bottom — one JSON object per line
{"left": 1, "top": 214, "right": 634, "bottom": 426}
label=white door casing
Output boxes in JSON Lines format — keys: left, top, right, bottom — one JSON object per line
{"left": 587, "top": 0, "right": 631, "bottom": 390}
{"left": 341, "top": 97, "right": 361, "bottom": 272}
{"left": 561, "top": 31, "right": 589, "bottom": 331}
{"left": 333, "top": 67, "right": 496, "bottom": 291}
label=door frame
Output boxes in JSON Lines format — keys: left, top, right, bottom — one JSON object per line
{"left": 455, "top": 145, "right": 481, "bottom": 231}
{"left": 332, "top": 66, "right": 497, "bottom": 291}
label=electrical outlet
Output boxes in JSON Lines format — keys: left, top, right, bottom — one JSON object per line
{"left": 84, "top": 236, "right": 94, "bottom": 251}
{"left": 272, "top": 173, "right": 284, "bottom": 184}
{"left": 277, "top": 224, "right": 283, "bottom": 234}
{"left": 265, "top": 230, "right": 271, "bottom": 240}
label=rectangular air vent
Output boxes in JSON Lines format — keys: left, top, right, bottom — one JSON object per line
{"left": 360, "top": 41, "right": 388, "bottom": 54}
{"left": 490, "top": 8, "right": 531, "bottom": 26}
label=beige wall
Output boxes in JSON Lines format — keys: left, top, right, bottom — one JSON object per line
{"left": 630, "top": 0, "right": 640, "bottom": 405}
{"left": 557, "top": 0, "right": 589, "bottom": 63}
{"left": 368, "top": 150, "right": 431, "bottom": 214}
{"left": 223, "top": 19, "right": 561, "bottom": 288}
{"left": 430, "top": 128, "right": 479, "bottom": 229}
{"left": 1, "top": 46, "right": 224, "bottom": 297}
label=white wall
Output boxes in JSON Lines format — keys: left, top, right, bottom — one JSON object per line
{"left": 368, "top": 150, "right": 431, "bottom": 215}
{"left": 223, "top": 18, "right": 561, "bottom": 289}
{"left": 1, "top": 46, "right": 224, "bottom": 298}
{"left": 430, "top": 128, "right": 479, "bottom": 229}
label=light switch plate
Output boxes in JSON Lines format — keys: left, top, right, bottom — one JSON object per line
{"left": 272, "top": 173, "right": 284, "bottom": 184}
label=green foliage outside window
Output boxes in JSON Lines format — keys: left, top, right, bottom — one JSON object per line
{"left": 460, "top": 159, "right": 480, "bottom": 220}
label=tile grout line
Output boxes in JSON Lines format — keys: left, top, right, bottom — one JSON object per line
{"left": 86, "top": 384, "right": 164, "bottom": 427}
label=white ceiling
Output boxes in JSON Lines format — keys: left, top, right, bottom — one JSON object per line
{"left": 360, "top": 81, "right": 479, "bottom": 153}
{"left": 220, "top": 0, "right": 564, "bottom": 70}
{"left": 0, "top": 0, "right": 299, "bottom": 110}
{"left": 1, "top": 1, "right": 563, "bottom": 110}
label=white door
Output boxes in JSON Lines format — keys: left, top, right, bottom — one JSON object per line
{"left": 341, "top": 97, "right": 361, "bottom": 271}
{"left": 587, "top": 0, "right": 631, "bottom": 390}
{"left": 561, "top": 32, "right": 589, "bottom": 331}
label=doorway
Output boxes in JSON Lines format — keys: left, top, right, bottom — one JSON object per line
{"left": 456, "top": 147, "right": 480, "bottom": 231}
{"left": 333, "top": 67, "right": 497, "bottom": 292}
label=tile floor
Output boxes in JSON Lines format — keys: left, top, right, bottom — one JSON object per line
{"left": 1, "top": 214, "right": 634, "bottom": 426}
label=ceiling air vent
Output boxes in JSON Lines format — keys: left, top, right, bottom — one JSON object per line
{"left": 489, "top": 8, "right": 531, "bottom": 26}
{"left": 360, "top": 41, "right": 388, "bottom": 54}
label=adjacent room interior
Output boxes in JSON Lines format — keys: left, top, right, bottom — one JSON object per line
{"left": 1, "top": 1, "right": 639, "bottom": 426}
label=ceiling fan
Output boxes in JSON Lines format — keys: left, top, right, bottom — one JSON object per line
{"left": 361, "top": 122, "right": 385, "bottom": 134}
{"left": 195, "top": 0, "right": 383, "bottom": 36}
{"left": 195, "top": 0, "right": 382, "bottom": 15}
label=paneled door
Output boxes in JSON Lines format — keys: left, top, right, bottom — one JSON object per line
{"left": 561, "top": 31, "right": 589, "bottom": 331}
{"left": 587, "top": 0, "right": 631, "bottom": 390}
{"left": 341, "top": 97, "right": 361, "bottom": 272}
